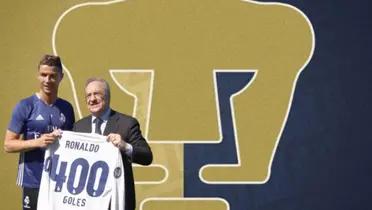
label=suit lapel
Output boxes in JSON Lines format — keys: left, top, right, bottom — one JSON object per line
{"left": 83, "top": 115, "right": 93, "bottom": 133}
{"left": 103, "top": 110, "right": 119, "bottom": 135}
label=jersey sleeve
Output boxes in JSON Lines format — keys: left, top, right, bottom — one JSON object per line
{"left": 8, "top": 100, "right": 30, "bottom": 134}
{"left": 64, "top": 102, "right": 75, "bottom": 131}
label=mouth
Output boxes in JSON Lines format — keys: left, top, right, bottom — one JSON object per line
{"left": 43, "top": 85, "right": 53, "bottom": 91}
{"left": 89, "top": 103, "right": 101, "bottom": 109}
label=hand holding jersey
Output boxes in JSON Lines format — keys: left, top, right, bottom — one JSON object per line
{"left": 107, "top": 133, "right": 128, "bottom": 151}
{"left": 36, "top": 129, "right": 62, "bottom": 149}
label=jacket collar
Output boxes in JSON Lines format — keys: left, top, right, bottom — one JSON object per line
{"left": 102, "top": 109, "right": 119, "bottom": 135}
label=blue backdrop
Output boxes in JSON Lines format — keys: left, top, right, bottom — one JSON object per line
{"left": 184, "top": 1, "right": 372, "bottom": 209}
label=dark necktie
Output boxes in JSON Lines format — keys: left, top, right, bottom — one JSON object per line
{"left": 94, "top": 117, "right": 103, "bottom": 135}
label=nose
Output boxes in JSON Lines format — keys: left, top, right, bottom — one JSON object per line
{"left": 86, "top": 94, "right": 98, "bottom": 102}
{"left": 44, "top": 76, "right": 52, "bottom": 83}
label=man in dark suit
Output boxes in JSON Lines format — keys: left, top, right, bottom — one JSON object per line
{"left": 73, "top": 77, "right": 153, "bottom": 210}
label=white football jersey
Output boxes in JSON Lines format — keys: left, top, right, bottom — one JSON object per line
{"left": 38, "top": 131, "right": 125, "bottom": 210}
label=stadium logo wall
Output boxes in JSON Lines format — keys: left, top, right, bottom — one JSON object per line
{"left": 52, "top": 0, "right": 315, "bottom": 209}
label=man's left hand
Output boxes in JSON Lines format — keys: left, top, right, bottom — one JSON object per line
{"left": 107, "top": 133, "right": 127, "bottom": 151}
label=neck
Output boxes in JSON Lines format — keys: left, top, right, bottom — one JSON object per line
{"left": 38, "top": 91, "right": 57, "bottom": 105}
{"left": 92, "top": 107, "right": 110, "bottom": 118}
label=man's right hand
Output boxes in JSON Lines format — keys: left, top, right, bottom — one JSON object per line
{"left": 4, "top": 129, "right": 60, "bottom": 153}
{"left": 36, "top": 130, "right": 62, "bottom": 148}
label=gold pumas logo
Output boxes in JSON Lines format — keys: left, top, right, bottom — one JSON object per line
{"left": 55, "top": 1, "right": 314, "bottom": 209}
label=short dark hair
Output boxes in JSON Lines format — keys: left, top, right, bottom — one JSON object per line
{"left": 38, "top": 54, "right": 63, "bottom": 73}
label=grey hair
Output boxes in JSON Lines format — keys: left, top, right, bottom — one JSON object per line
{"left": 85, "top": 77, "right": 111, "bottom": 103}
